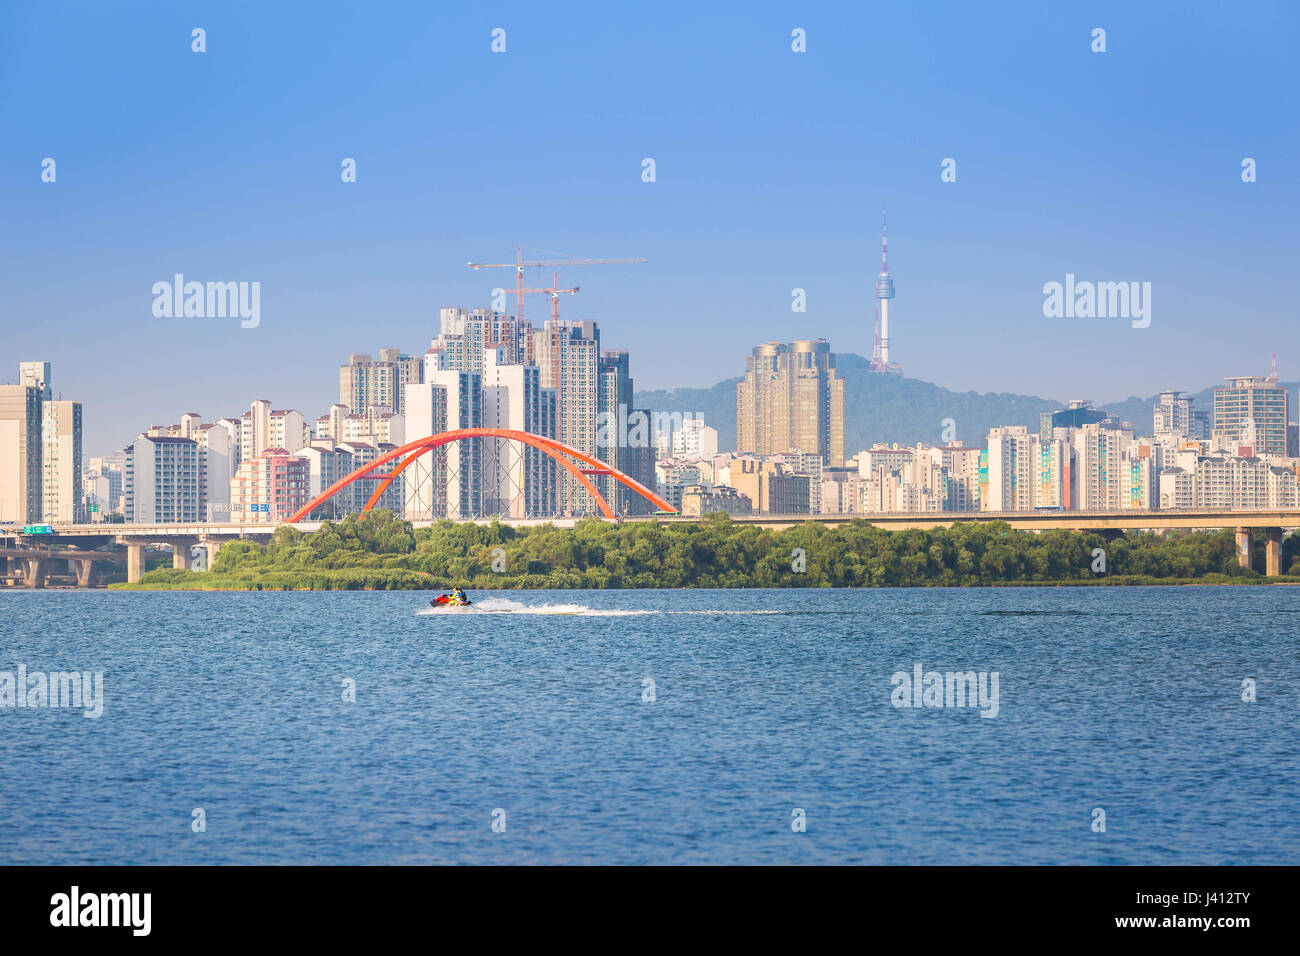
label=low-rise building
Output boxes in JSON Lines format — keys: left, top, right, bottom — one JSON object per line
{"left": 680, "top": 484, "right": 753, "bottom": 517}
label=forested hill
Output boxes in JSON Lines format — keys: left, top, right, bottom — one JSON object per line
{"left": 634, "top": 353, "right": 1300, "bottom": 454}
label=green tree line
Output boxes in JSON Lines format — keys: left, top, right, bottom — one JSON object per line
{"left": 113, "top": 510, "right": 1300, "bottom": 590}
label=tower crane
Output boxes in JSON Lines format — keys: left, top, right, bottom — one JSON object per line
{"left": 467, "top": 245, "right": 646, "bottom": 326}
{"left": 504, "top": 273, "right": 580, "bottom": 324}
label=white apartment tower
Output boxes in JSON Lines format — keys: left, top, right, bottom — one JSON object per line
{"left": 983, "top": 427, "right": 1037, "bottom": 512}
{"left": 403, "top": 381, "right": 449, "bottom": 520}
{"left": 240, "top": 400, "right": 308, "bottom": 461}
{"left": 480, "top": 346, "right": 557, "bottom": 517}
{"left": 424, "top": 366, "right": 483, "bottom": 518}
{"left": 125, "top": 435, "right": 200, "bottom": 523}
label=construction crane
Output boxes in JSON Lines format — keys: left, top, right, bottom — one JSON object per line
{"left": 467, "top": 245, "right": 646, "bottom": 326}
{"left": 504, "top": 273, "right": 579, "bottom": 324}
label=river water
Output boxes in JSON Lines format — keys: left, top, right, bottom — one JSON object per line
{"left": 1, "top": 586, "right": 1296, "bottom": 864}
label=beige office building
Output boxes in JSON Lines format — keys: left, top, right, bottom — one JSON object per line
{"left": 736, "top": 340, "right": 846, "bottom": 466}
{"left": 725, "top": 458, "right": 811, "bottom": 514}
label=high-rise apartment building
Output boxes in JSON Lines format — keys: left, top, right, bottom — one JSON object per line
{"left": 41, "top": 400, "right": 83, "bottom": 523}
{"left": 929, "top": 444, "right": 983, "bottom": 512}
{"left": 403, "top": 360, "right": 483, "bottom": 519}
{"left": 0, "top": 385, "right": 43, "bottom": 524}
{"left": 340, "top": 349, "right": 422, "bottom": 416}
{"left": 1153, "top": 390, "right": 1194, "bottom": 440}
{"left": 402, "top": 382, "right": 449, "bottom": 519}
{"left": 1213, "top": 376, "right": 1289, "bottom": 458}
{"left": 595, "top": 349, "right": 657, "bottom": 515}
{"left": 341, "top": 442, "right": 405, "bottom": 514}
{"left": 737, "top": 340, "right": 846, "bottom": 466}
{"left": 1160, "top": 455, "right": 1299, "bottom": 510}
{"left": 980, "top": 421, "right": 1159, "bottom": 512}
{"left": 481, "top": 346, "right": 557, "bottom": 518}
{"left": 596, "top": 350, "right": 633, "bottom": 512}
{"left": 295, "top": 445, "right": 355, "bottom": 520}
{"left": 1071, "top": 422, "right": 1136, "bottom": 510}
{"left": 1040, "top": 400, "right": 1107, "bottom": 437}
{"left": 230, "top": 448, "right": 310, "bottom": 523}
{"left": 193, "top": 421, "right": 237, "bottom": 520}
{"left": 240, "top": 400, "right": 308, "bottom": 461}
{"left": 838, "top": 443, "right": 981, "bottom": 513}
{"left": 84, "top": 456, "right": 125, "bottom": 520}
{"left": 4, "top": 363, "right": 86, "bottom": 525}
{"left": 428, "top": 367, "right": 483, "bottom": 519}
{"left": 433, "top": 308, "right": 534, "bottom": 372}
{"left": 983, "top": 426, "right": 1046, "bottom": 512}
{"left": 125, "top": 435, "right": 200, "bottom": 523}
{"left": 535, "top": 320, "right": 601, "bottom": 512}
{"left": 320, "top": 409, "right": 407, "bottom": 447}
{"left": 19, "top": 362, "right": 52, "bottom": 400}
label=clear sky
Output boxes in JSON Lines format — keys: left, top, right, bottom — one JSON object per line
{"left": 2, "top": 0, "right": 1297, "bottom": 454}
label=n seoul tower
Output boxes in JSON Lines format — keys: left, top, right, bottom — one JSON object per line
{"left": 868, "top": 210, "right": 899, "bottom": 373}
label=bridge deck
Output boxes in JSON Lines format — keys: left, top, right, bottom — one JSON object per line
{"left": 23, "top": 510, "right": 1300, "bottom": 537}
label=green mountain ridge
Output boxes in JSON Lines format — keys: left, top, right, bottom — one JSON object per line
{"left": 634, "top": 353, "right": 1297, "bottom": 454}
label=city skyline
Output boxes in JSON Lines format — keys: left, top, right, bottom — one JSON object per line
{"left": 12, "top": 338, "right": 1296, "bottom": 528}
{"left": 11, "top": 333, "right": 1299, "bottom": 461}
{"left": 4, "top": 1, "right": 1298, "bottom": 455}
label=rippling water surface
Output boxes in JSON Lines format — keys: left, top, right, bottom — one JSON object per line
{"left": 2, "top": 586, "right": 1297, "bottom": 864}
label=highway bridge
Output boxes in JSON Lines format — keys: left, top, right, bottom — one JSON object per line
{"left": 4, "top": 508, "right": 1299, "bottom": 583}
{"left": 0, "top": 547, "right": 126, "bottom": 588}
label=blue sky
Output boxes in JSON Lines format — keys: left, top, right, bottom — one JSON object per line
{"left": 2, "top": 0, "right": 1297, "bottom": 453}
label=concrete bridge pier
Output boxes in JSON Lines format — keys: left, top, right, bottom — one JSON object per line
{"left": 21, "top": 557, "right": 48, "bottom": 589}
{"left": 1236, "top": 528, "right": 1253, "bottom": 571}
{"left": 171, "top": 538, "right": 199, "bottom": 570}
{"left": 72, "top": 558, "right": 97, "bottom": 588}
{"left": 1266, "top": 527, "right": 1284, "bottom": 576}
{"left": 200, "top": 536, "right": 223, "bottom": 571}
{"left": 126, "top": 542, "right": 146, "bottom": 583}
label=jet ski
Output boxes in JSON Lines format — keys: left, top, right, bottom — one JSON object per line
{"left": 431, "top": 593, "right": 472, "bottom": 608}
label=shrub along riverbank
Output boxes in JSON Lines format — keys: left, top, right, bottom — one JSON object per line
{"left": 111, "top": 510, "right": 1300, "bottom": 590}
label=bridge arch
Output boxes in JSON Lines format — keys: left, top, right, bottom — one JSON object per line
{"left": 287, "top": 428, "right": 674, "bottom": 524}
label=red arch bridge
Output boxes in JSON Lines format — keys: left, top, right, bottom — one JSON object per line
{"left": 286, "top": 427, "right": 675, "bottom": 524}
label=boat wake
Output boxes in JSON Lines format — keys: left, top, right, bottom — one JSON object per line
{"left": 416, "top": 599, "right": 819, "bottom": 617}
{"left": 417, "top": 598, "right": 655, "bottom": 617}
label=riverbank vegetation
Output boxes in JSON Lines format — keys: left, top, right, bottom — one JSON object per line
{"left": 111, "top": 510, "right": 1300, "bottom": 590}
